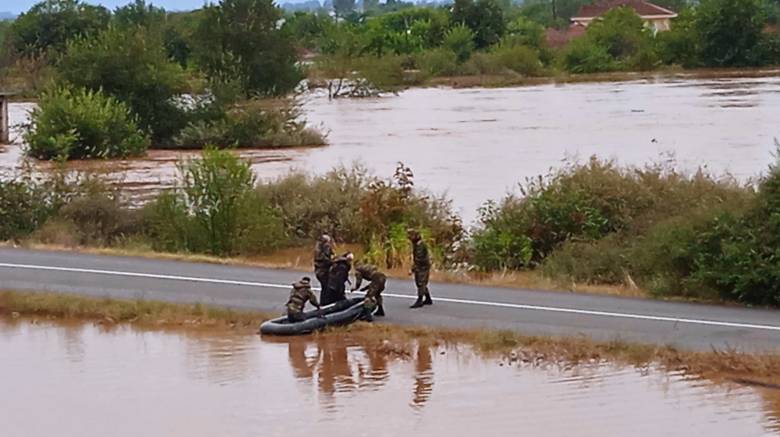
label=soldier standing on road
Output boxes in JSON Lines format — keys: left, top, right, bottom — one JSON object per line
{"left": 322, "top": 252, "right": 353, "bottom": 306}
{"left": 313, "top": 234, "right": 334, "bottom": 297}
{"left": 286, "top": 277, "right": 320, "bottom": 323}
{"left": 352, "top": 263, "right": 387, "bottom": 317}
{"left": 408, "top": 229, "right": 433, "bottom": 309}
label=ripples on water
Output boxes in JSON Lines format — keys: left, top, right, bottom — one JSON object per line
{"left": 3, "top": 74, "right": 780, "bottom": 222}
{"left": 0, "top": 318, "right": 778, "bottom": 437}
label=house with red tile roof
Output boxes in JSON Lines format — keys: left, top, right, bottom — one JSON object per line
{"left": 571, "top": 0, "right": 678, "bottom": 33}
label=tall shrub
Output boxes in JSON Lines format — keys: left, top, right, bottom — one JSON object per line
{"left": 194, "top": 0, "right": 303, "bottom": 97}
{"left": 144, "top": 147, "right": 285, "bottom": 255}
{"left": 24, "top": 86, "right": 149, "bottom": 160}
{"left": 58, "top": 26, "right": 187, "bottom": 143}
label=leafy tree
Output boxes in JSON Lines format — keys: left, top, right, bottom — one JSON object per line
{"left": 560, "top": 37, "right": 616, "bottom": 73}
{"left": 113, "top": 0, "right": 166, "bottom": 29}
{"left": 10, "top": 0, "right": 109, "bottom": 57}
{"left": 334, "top": 0, "right": 357, "bottom": 17}
{"left": 586, "top": 7, "right": 654, "bottom": 61}
{"left": 145, "top": 148, "right": 286, "bottom": 256}
{"left": 0, "top": 20, "right": 12, "bottom": 62}
{"left": 504, "top": 16, "right": 546, "bottom": 49}
{"left": 283, "top": 11, "right": 336, "bottom": 50}
{"left": 452, "top": 0, "right": 506, "bottom": 49}
{"left": 194, "top": 0, "right": 303, "bottom": 97}
{"left": 443, "top": 24, "right": 476, "bottom": 62}
{"left": 656, "top": 8, "right": 700, "bottom": 67}
{"left": 58, "top": 26, "right": 187, "bottom": 143}
{"left": 695, "top": 0, "right": 767, "bottom": 67}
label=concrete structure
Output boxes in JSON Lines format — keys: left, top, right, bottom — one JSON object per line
{"left": 571, "top": 0, "right": 678, "bottom": 34}
{"left": 0, "top": 93, "right": 10, "bottom": 144}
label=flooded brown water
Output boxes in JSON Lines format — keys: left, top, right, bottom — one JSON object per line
{"left": 3, "top": 72, "right": 780, "bottom": 221}
{"left": 1, "top": 318, "right": 779, "bottom": 436}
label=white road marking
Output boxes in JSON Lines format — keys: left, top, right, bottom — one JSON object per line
{"left": 2, "top": 262, "right": 780, "bottom": 333}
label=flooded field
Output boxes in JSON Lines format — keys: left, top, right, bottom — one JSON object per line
{"left": 3, "top": 72, "right": 780, "bottom": 222}
{"left": 1, "top": 318, "right": 778, "bottom": 436}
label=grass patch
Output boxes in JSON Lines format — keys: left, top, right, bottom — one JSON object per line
{"left": 0, "top": 290, "right": 270, "bottom": 329}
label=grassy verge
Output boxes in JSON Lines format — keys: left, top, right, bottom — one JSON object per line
{"left": 0, "top": 290, "right": 271, "bottom": 330}
{"left": 2, "top": 290, "right": 778, "bottom": 389}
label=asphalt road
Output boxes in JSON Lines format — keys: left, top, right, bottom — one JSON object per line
{"left": 1, "top": 247, "right": 779, "bottom": 352}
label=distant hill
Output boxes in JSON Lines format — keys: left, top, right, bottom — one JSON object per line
{"left": 0, "top": 12, "right": 16, "bottom": 20}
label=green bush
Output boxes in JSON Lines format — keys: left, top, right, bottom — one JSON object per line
{"left": 57, "top": 191, "right": 142, "bottom": 246}
{"left": 0, "top": 178, "right": 58, "bottom": 241}
{"left": 355, "top": 54, "right": 408, "bottom": 89}
{"left": 471, "top": 157, "right": 750, "bottom": 270}
{"left": 144, "top": 147, "right": 286, "bottom": 256}
{"left": 174, "top": 99, "right": 326, "bottom": 149}
{"left": 443, "top": 24, "right": 476, "bottom": 63}
{"left": 560, "top": 37, "right": 616, "bottom": 73}
{"left": 415, "top": 48, "right": 459, "bottom": 76}
{"left": 24, "top": 86, "right": 149, "bottom": 160}
{"left": 254, "top": 165, "right": 370, "bottom": 242}
{"left": 489, "top": 43, "right": 543, "bottom": 76}
{"left": 542, "top": 236, "right": 629, "bottom": 285}
{"left": 57, "top": 26, "right": 187, "bottom": 143}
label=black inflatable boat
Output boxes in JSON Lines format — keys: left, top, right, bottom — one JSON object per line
{"left": 259, "top": 297, "right": 368, "bottom": 336}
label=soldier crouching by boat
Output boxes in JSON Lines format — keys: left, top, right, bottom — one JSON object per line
{"left": 352, "top": 263, "right": 387, "bottom": 317}
{"left": 286, "top": 277, "right": 320, "bottom": 323}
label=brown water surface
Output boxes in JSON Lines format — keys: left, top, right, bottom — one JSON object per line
{"left": 4, "top": 72, "right": 780, "bottom": 221}
{"left": 1, "top": 318, "right": 778, "bottom": 436}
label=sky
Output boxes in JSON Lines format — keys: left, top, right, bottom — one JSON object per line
{"left": 3, "top": 0, "right": 221, "bottom": 15}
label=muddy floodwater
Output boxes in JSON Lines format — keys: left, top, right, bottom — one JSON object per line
{"left": 3, "top": 72, "right": 780, "bottom": 222}
{"left": 1, "top": 318, "right": 778, "bottom": 436}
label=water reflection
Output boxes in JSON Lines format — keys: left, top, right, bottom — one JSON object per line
{"left": 411, "top": 344, "right": 434, "bottom": 409}
{"left": 279, "top": 336, "right": 435, "bottom": 409}
{"left": 1, "top": 318, "right": 779, "bottom": 436}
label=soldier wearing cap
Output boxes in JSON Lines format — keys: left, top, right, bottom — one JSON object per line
{"left": 286, "top": 277, "right": 320, "bottom": 323}
{"left": 313, "top": 234, "right": 334, "bottom": 293}
{"left": 407, "top": 229, "right": 433, "bottom": 309}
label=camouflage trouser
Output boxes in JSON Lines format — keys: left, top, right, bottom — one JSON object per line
{"left": 413, "top": 268, "right": 430, "bottom": 298}
{"left": 365, "top": 274, "right": 387, "bottom": 308}
{"left": 315, "top": 268, "right": 329, "bottom": 294}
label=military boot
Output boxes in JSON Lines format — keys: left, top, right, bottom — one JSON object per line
{"left": 410, "top": 297, "right": 424, "bottom": 309}
{"left": 423, "top": 294, "right": 433, "bottom": 306}
{"left": 375, "top": 305, "right": 385, "bottom": 317}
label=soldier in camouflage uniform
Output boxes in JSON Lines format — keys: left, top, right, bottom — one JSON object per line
{"left": 286, "top": 277, "right": 320, "bottom": 323}
{"left": 352, "top": 263, "right": 387, "bottom": 317}
{"left": 313, "top": 234, "right": 334, "bottom": 295}
{"left": 322, "top": 252, "right": 353, "bottom": 306}
{"left": 408, "top": 229, "right": 433, "bottom": 309}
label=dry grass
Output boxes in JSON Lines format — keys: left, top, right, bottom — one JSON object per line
{"left": 2, "top": 290, "right": 779, "bottom": 388}
{"left": 0, "top": 291, "right": 271, "bottom": 331}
